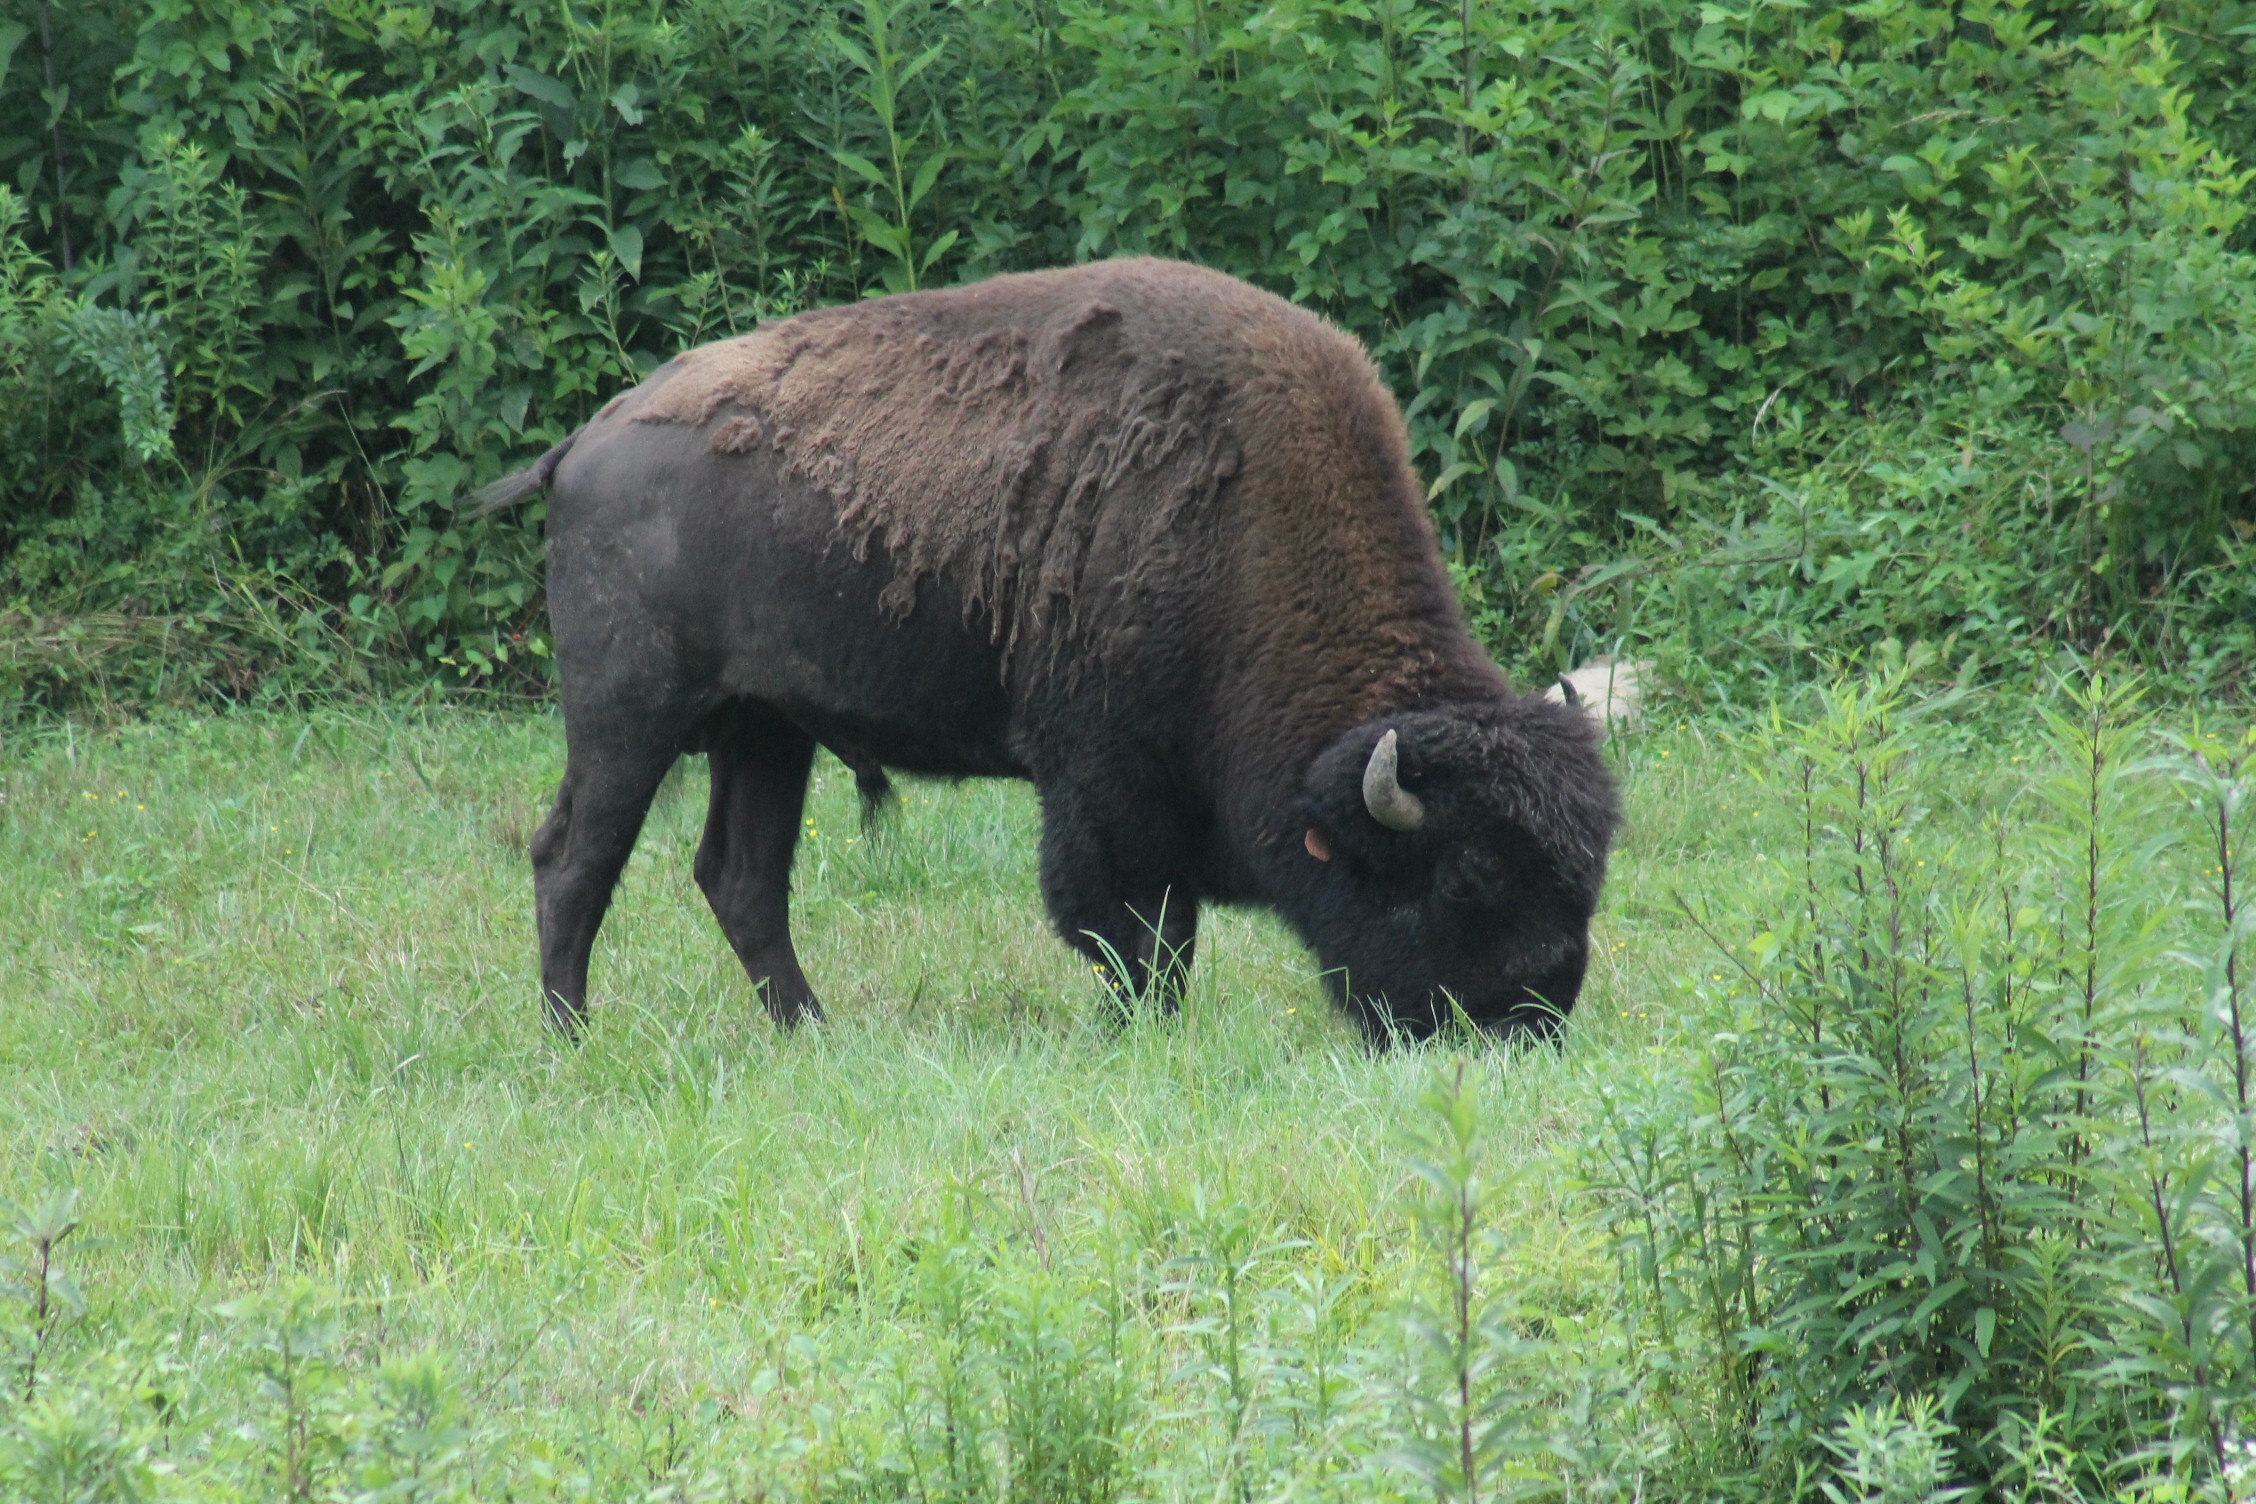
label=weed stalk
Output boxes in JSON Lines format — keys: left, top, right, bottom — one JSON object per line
{"left": 9, "top": 1185, "right": 84, "bottom": 1400}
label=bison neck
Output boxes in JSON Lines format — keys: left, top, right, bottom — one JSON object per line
{"left": 1188, "top": 475, "right": 1506, "bottom": 894}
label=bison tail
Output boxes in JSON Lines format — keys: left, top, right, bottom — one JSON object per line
{"left": 853, "top": 763, "right": 897, "bottom": 832}
{"left": 461, "top": 432, "right": 581, "bottom": 518}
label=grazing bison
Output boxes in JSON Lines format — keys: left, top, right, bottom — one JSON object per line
{"left": 476, "top": 258, "right": 1619, "bottom": 1044}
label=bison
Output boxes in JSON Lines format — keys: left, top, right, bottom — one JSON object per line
{"left": 476, "top": 258, "right": 1619, "bottom": 1045}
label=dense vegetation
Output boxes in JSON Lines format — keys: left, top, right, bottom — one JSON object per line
{"left": 4, "top": 0, "right": 2255, "bottom": 710}
{"left": 2, "top": 682, "right": 2253, "bottom": 1500}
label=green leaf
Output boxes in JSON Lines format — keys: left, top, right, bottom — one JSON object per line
{"left": 831, "top": 149, "right": 889, "bottom": 189}
{"left": 1454, "top": 398, "right": 1497, "bottom": 440}
{"left": 613, "top": 158, "right": 665, "bottom": 191}
{"left": 844, "top": 205, "right": 909, "bottom": 257}
{"left": 896, "top": 40, "right": 949, "bottom": 90}
{"left": 46, "top": 1270, "right": 85, "bottom": 1317}
{"left": 606, "top": 223, "right": 643, "bottom": 281}
{"left": 907, "top": 148, "right": 950, "bottom": 211}
{"left": 919, "top": 228, "right": 959, "bottom": 274}
{"left": 1743, "top": 89, "right": 1796, "bottom": 123}
{"left": 1426, "top": 460, "right": 1482, "bottom": 500}
{"left": 0, "top": 23, "right": 29, "bottom": 85}
{"left": 505, "top": 64, "right": 576, "bottom": 113}
{"left": 831, "top": 32, "right": 874, "bottom": 75}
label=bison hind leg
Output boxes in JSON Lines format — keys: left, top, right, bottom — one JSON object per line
{"left": 696, "top": 701, "right": 824, "bottom": 1027}
{"left": 533, "top": 728, "right": 685, "bottom": 1037}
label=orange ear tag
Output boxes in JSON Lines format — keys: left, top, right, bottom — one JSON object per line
{"left": 1304, "top": 828, "right": 1332, "bottom": 862}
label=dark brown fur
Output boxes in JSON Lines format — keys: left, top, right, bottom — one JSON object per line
{"left": 613, "top": 260, "right": 1471, "bottom": 703}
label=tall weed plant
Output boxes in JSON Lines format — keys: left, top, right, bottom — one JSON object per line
{"left": 1584, "top": 669, "right": 2256, "bottom": 1498}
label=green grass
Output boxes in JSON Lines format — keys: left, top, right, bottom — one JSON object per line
{"left": 0, "top": 697, "right": 2034, "bottom": 1498}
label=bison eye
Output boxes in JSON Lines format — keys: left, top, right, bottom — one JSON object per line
{"left": 1435, "top": 854, "right": 1498, "bottom": 909}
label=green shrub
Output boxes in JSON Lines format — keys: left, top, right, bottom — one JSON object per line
{"left": 1582, "top": 670, "right": 2256, "bottom": 1497}
{"left": 2, "top": 0, "right": 2252, "bottom": 705}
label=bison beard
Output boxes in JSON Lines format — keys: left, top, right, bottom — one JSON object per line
{"left": 480, "top": 258, "right": 1620, "bottom": 1045}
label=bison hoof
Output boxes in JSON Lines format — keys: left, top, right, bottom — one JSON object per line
{"left": 542, "top": 991, "right": 589, "bottom": 1041}
{"left": 759, "top": 985, "right": 824, "bottom": 1028}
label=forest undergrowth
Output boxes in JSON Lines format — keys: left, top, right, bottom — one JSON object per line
{"left": 3, "top": 0, "right": 2254, "bottom": 712}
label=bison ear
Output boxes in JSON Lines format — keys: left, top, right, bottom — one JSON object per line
{"left": 1304, "top": 827, "right": 1333, "bottom": 862}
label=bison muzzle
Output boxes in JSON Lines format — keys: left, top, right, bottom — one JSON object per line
{"left": 477, "top": 258, "right": 1620, "bottom": 1045}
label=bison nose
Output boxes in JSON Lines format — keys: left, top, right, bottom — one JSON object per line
{"left": 1501, "top": 961, "right": 1585, "bottom": 1039}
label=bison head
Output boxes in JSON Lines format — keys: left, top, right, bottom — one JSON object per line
{"left": 1292, "top": 698, "right": 1620, "bottom": 1043}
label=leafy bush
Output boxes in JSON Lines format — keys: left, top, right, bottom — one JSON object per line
{"left": 2, "top": 0, "right": 2253, "bottom": 708}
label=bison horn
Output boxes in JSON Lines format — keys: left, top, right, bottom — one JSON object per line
{"left": 1361, "top": 729, "right": 1425, "bottom": 832}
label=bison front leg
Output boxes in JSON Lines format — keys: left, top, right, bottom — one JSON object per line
{"left": 695, "top": 702, "right": 823, "bottom": 1026}
{"left": 1036, "top": 785, "right": 1200, "bottom": 1023}
{"left": 1119, "top": 890, "right": 1198, "bottom": 1019}
{"left": 1060, "top": 886, "right": 1200, "bottom": 1025}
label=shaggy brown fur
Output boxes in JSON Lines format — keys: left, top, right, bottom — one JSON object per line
{"left": 621, "top": 259, "right": 1455, "bottom": 706}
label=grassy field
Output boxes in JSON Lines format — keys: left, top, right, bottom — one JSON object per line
{"left": 1, "top": 688, "right": 2240, "bottom": 1500}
